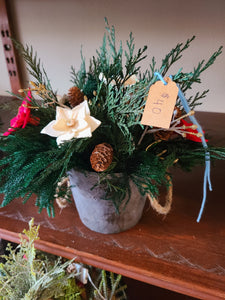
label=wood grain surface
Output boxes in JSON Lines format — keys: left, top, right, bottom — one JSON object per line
{"left": 0, "top": 111, "right": 224, "bottom": 299}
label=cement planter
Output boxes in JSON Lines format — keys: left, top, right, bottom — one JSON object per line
{"left": 68, "top": 169, "right": 146, "bottom": 234}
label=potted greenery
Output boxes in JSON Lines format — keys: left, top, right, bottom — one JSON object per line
{"left": 0, "top": 19, "right": 225, "bottom": 233}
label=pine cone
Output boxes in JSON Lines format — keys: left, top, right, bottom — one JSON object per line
{"left": 174, "top": 106, "right": 182, "bottom": 119}
{"left": 68, "top": 86, "right": 84, "bottom": 107}
{"left": 90, "top": 143, "right": 113, "bottom": 172}
{"left": 154, "top": 130, "right": 173, "bottom": 141}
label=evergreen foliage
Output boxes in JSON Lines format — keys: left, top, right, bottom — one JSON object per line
{"left": 0, "top": 219, "right": 127, "bottom": 300}
{"left": 0, "top": 219, "right": 83, "bottom": 300}
{"left": 91, "top": 270, "right": 127, "bottom": 300}
{"left": 0, "top": 18, "right": 224, "bottom": 216}
{"left": 13, "top": 39, "right": 56, "bottom": 98}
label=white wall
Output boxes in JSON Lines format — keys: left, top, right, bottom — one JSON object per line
{"left": 1, "top": 0, "right": 225, "bottom": 112}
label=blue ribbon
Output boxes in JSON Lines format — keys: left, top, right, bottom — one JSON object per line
{"left": 154, "top": 72, "right": 212, "bottom": 222}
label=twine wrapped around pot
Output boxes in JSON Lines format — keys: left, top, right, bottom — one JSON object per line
{"left": 147, "top": 175, "right": 173, "bottom": 215}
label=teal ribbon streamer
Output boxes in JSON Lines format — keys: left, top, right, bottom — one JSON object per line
{"left": 154, "top": 72, "right": 212, "bottom": 222}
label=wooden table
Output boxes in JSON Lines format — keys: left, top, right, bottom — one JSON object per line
{"left": 0, "top": 112, "right": 225, "bottom": 299}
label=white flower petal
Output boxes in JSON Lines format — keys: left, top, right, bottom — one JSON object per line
{"left": 72, "top": 100, "right": 90, "bottom": 120}
{"left": 41, "top": 120, "right": 64, "bottom": 137}
{"left": 56, "top": 131, "right": 77, "bottom": 145}
{"left": 75, "top": 127, "right": 92, "bottom": 138}
{"left": 74, "top": 119, "right": 89, "bottom": 132}
{"left": 57, "top": 106, "right": 72, "bottom": 120}
{"left": 86, "top": 116, "right": 101, "bottom": 132}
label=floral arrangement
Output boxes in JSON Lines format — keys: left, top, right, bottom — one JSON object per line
{"left": 0, "top": 19, "right": 225, "bottom": 220}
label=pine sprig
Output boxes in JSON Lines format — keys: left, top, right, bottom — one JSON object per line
{"left": 12, "top": 39, "right": 57, "bottom": 101}
{"left": 95, "top": 27, "right": 123, "bottom": 87}
{"left": 97, "top": 172, "right": 130, "bottom": 213}
{"left": 141, "top": 56, "right": 157, "bottom": 83}
{"left": 70, "top": 48, "right": 87, "bottom": 89}
{"left": 99, "top": 82, "right": 148, "bottom": 156}
{"left": 0, "top": 131, "right": 64, "bottom": 215}
{"left": 160, "top": 36, "right": 196, "bottom": 76}
{"left": 176, "top": 45, "right": 223, "bottom": 93}
{"left": 123, "top": 32, "right": 147, "bottom": 83}
{"left": 129, "top": 152, "right": 172, "bottom": 198}
{"left": 186, "top": 90, "right": 209, "bottom": 109}
{"left": 87, "top": 18, "right": 147, "bottom": 89}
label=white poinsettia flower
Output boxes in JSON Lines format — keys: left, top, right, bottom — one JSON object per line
{"left": 41, "top": 100, "right": 101, "bottom": 145}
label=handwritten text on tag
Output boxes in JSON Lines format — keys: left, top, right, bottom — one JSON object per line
{"left": 141, "top": 77, "right": 178, "bottom": 129}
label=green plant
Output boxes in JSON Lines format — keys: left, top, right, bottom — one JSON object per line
{"left": 0, "top": 18, "right": 224, "bottom": 218}
{"left": 0, "top": 219, "right": 83, "bottom": 300}
{"left": 0, "top": 219, "right": 127, "bottom": 300}
{"left": 90, "top": 270, "right": 127, "bottom": 300}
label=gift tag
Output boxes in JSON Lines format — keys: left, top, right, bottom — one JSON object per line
{"left": 141, "top": 77, "right": 178, "bottom": 129}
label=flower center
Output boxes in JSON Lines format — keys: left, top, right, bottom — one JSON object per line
{"left": 66, "top": 119, "right": 76, "bottom": 127}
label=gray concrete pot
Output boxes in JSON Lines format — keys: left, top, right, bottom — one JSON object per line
{"left": 68, "top": 169, "right": 146, "bottom": 234}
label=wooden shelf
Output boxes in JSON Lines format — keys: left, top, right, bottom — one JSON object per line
{"left": 0, "top": 112, "right": 225, "bottom": 299}
{"left": 0, "top": 0, "right": 22, "bottom": 93}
